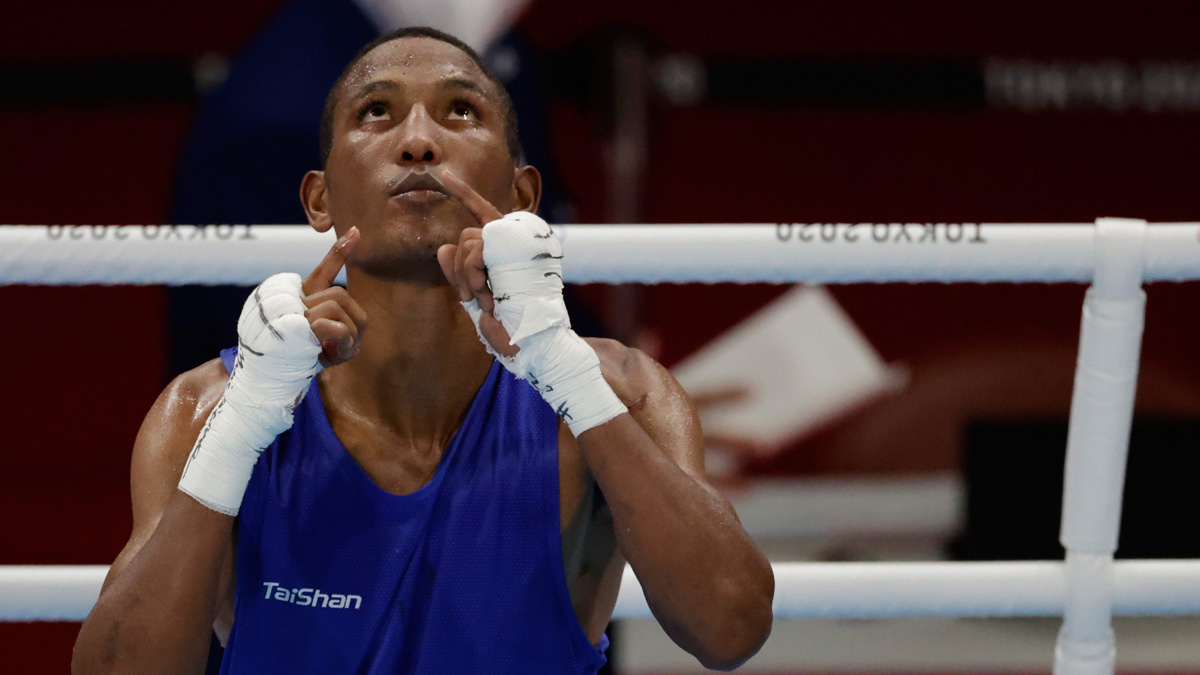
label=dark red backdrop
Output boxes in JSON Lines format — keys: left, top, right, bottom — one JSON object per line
{"left": 4, "top": 1, "right": 1200, "bottom": 671}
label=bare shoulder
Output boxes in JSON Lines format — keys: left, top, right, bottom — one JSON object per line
{"left": 583, "top": 338, "right": 706, "bottom": 479}
{"left": 122, "top": 358, "right": 229, "bottom": 558}
{"left": 97, "top": 357, "right": 236, "bottom": 633}
{"left": 132, "top": 358, "right": 229, "bottom": 488}
{"left": 156, "top": 358, "right": 229, "bottom": 431}
{"left": 584, "top": 337, "right": 682, "bottom": 410}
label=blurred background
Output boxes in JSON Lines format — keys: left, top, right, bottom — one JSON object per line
{"left": 4, "top": 0, "right": 1200, "bottom": 672}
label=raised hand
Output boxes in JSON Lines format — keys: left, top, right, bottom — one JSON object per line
{"left": 433, "top": 171, "right": 623, "bottom": 437}
{"left": 435, "top": 170, "right": 517, "bottom": 358}
{"left": 303, "top": 227, "right": 368, "bottom": 367}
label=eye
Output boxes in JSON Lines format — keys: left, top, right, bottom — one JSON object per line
{"left": 448, "top": 100, "right": 479, "bottom": 122}
{"left": 358, "top": 101, "right": 391, "bottom": 122}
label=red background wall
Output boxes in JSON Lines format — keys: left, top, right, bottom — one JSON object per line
{"left": 4, "top": 1, "right": 1200, "bottom": 671}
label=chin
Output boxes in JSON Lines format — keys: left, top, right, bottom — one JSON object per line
{"left": 351, "top": 222, "right": 456, "bottom": 285}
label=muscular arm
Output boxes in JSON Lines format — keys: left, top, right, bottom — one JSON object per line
{"left": 434, "top": 182, "right": 771, "bottom": 668}
{"left": 71, "top": 233, "right": 363, "bottom": 674}
{"left": 72, "top": 359, "right": 235, "bottom": 675}
{"left": 574, "top": 338, "right": 774, "bottom": 671}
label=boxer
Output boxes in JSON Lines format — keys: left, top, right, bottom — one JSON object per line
{"left": 74, "top": 26, "right": 772, "bottom": 675}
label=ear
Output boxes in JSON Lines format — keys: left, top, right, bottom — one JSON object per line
{"left": 512, "top": 165, "right": 542, "bottom": 214}
{"left": 300, "top": 170, "right": 333, "bottom": 233}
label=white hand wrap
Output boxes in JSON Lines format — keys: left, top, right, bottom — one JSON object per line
{"left": 463, "top": 212, "right": 626, "bottom": 436}
{"left": 178, "top": 273, "right": 323, "bottom": 515}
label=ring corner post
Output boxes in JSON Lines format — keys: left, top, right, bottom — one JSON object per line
{"left": 1054, "top": 217, "right": 1148, "bottom": 675}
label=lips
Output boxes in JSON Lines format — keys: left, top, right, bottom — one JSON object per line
{"left": 388, "top": 172, "right": 446, "bottom": 198}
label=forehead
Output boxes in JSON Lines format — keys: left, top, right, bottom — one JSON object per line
{"left": 340, "top": 37, "right": 492, "bottom": 102}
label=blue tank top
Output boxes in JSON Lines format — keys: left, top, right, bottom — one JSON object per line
{"left": 217, "top": 348, "right": 609, "bottom": 673}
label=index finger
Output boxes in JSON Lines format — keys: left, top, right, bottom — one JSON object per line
{"left": 441, "top": 170, "right": 505, "bottom": 226}
{"left": 303, "top": 226, "right": 359, "bottom": 295}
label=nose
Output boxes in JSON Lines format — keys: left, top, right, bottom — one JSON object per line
{"left": 394, "top": 105, "right": 442, "bottom": 165}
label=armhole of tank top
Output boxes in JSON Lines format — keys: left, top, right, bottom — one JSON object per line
{"left": 218, "top": 346, "right": 237, "bottom": 376}
{"left": 544, "top": 418, "right": 608, "bottom": 669}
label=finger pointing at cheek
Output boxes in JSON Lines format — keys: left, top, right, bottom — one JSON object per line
{"left": 302, "top": 227, "right": 364, "bottom": 366}
{"left": 303, "top": 226, "right": 359, "bottom": 296}
{"left": 441, "top": 170, "right": 504, "bottom": 226}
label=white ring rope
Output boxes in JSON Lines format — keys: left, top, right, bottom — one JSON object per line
{"left": 5, "top": 561, "right": 1200, "bottom": 622}
{"left": 3, "top": 222, "right": 1200, "bottom": 285}
{"left": 4, "top": 217, "right": 1195, "bottom": 675}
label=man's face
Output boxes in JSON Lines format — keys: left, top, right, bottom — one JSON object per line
{"left": 312, "top": 37, "right": 533, "bottom": 280}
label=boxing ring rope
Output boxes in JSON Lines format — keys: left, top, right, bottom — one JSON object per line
{"left": 3, "top": 221, "right": 1200, "bottom": 285}
{"left": 5, "top": 218, "right": 1200, "bottom": 675}
{"left": 5, "top": 560, "right": 1200, "bottom": 622}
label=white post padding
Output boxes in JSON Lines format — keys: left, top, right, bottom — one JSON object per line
{"left": 1054, "top": 218, "right": 1148, "bottom": 675}
{"left": 6, "top": 561, "right": 1200, "bottom": 622}
{"left": 3, "top": 223, "right": 1200, "bottom": 286}
{"left": 1059, "top": 290, "right": 1146, "bottom": 552}
{"left": 1056, "top": 554, "right": 1117, "bottom": 675}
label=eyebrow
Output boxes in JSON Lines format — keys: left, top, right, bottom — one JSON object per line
{"left": 348, "top": 76, "right": 493, "bottom": 105}
{"left": 442, "top": 77, "right": 491, "bottom": 101}
{"left": 349, "top": 79, "right": 400, "bottom": 103}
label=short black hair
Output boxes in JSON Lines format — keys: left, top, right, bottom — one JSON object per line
{"left": 318, "top": 26, "right": 521, "bottom": 166}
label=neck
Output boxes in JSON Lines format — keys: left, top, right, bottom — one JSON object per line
{"left": 319, "top": 266, "right": 495, "bottom": 448}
